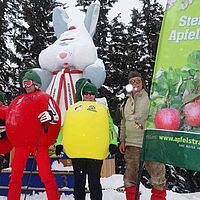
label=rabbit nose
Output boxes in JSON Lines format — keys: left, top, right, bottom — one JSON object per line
{"left": 59, "top": 52, "right": 67, "bottom": 59}
{"left": 69, "top": 26, "right": 76, "bottom": 30}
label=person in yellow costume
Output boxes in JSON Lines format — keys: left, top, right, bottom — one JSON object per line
{"left": 62, "top": 78, "right": 118, "bottom": 200}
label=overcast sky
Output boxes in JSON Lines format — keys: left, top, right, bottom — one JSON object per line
{"left": 59, "top": 0, "right": 167, "bottom": 24}
{"left": 108, "top": 0, "right": 167, "bottom": 23}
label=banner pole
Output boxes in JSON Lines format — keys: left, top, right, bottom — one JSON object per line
{"left": 135, "top": 159, "right": 144, "bottom": 200}
{"left": 135, "top": 131, "right": 146, "bottom": 200}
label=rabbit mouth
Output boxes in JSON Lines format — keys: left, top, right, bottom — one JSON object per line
{"left": 62, "top": 63, "right": 70, "bottom": 68}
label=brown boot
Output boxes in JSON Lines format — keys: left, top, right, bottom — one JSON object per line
{"left": 151, "top": 187, "right": 166, "bottom": 200}
{"left": 125, "top": 186, "right": 140, "bottom": 200}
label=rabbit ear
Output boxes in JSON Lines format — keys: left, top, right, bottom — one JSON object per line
{"left": 84, "top": 0, "right": 100, "bottom": 38}
{"left": 53, "top": 7, "right": 69, "bottom": 38}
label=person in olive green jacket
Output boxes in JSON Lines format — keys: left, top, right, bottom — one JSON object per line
{"left": 119, "top": 71, "right": 166, "bottom": 200}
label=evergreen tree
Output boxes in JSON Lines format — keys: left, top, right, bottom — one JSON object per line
{"left": 137, "top": 0, "right": 164, "bottom": 91}
{"left": 127, "top": 8, "right": 142, "bottom": 71}
{"left": 9, "top": 0, "right": 62, "bottom": 70}
{"left": 93, "top": 0, "right": 118, "bottom": 57}
{"left": 102, "top": 15, "right": 129, "bottom": 173}
{"left": 0, "top": 0, "right": 19, "bottom": 103}
{"left": 0, "top": 0, "right": 63, "bottom": 101}
{"left": 165, "top": 158, "right": 200, "bottom": 192}
{"left": 103, "top": 15, "right": 128, "bottom": 124}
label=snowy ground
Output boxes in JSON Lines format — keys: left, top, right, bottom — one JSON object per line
{"left": 1, "top": 174, "right": 200, "bottom": 200}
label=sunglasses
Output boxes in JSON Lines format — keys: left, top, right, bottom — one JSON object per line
{"left": 22, "top": 80, "right": 33, "bottom": 88}
{"left": 129, "top": 79, "right": 142, "bottom": 84}
{"left": 83, "top": 91, "right": 95, "bottom": 96}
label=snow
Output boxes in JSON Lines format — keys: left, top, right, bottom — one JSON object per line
{"left": 3, "top": 159, "right": 200, "bottom": 199}
{"left": 1, "top": 173, "right": 200, "bottom": 199}
{"left": 0, "top": 176, "right": 199, "bottom": 200}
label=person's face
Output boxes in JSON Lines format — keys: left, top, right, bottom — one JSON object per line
{"left": 82, "top": 91, "right": 96, "bottom": 101}
{"left": 129, "top": 76, "right": 143, "bottom": 95}
{"left": 23, "top": 80, "right": 36, "bottom": 94}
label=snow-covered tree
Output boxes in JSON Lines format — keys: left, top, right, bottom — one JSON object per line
{"left": 0, "top": 0, "right": 19, "bottom": 103}
{"left": 137, "top": 0, "right": 164, "bottom": 90}
{"left": 0, "top": 0, "right": 62, "bottom": 101}
{"left": 9, "top": 0, "right": 62, "bottom": 70}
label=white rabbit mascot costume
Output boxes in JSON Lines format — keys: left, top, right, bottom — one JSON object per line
{"left": 38, "top": 0, "right": 106, "bottom": 130}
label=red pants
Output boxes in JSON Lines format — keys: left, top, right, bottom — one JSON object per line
{"left": 8, "top": 146, "right": 60, "bottom": 200}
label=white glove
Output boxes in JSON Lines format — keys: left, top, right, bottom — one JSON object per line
{"left": 38, "top": 111, "right": 53, "bottom": 123}
{"left": 0, "top": 126, "right": 6, "bottom": 133}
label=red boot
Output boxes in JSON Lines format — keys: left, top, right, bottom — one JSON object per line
{"left": 151, "top": 187, "right": 166, "bottom": 200}
{"left": 125, "top": 186, "right": 140, "bottom": 200}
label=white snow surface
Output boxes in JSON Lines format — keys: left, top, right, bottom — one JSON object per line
{"left": 1, "top": 173, "right": 200, "bottom": 199}
{"left": 1, "top": 160, "right": 200, "bottom": 199}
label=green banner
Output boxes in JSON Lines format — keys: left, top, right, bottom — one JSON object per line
{"left": 142, "top": 129, "right": 200, "bottom": 171}
{"left": 143, "top": 0, "right": 200, "bottom": 170}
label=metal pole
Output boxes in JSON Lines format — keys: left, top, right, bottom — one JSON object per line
{"left": 135, "top": 160, "right": 144, "bottom": 200}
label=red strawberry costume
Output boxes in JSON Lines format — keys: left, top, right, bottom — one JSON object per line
{"left": 0, "top": 105, "right": 12, "bottom": 155}
{"left": 6, "top": 70, "right": 61, "bottom": 200}
{"left": 6, "top": 91, "right": 61, "bottom": 147}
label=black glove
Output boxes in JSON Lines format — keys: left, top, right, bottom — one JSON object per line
{"left": 109, "top": 144, "right": 118, "bottom": 155}
{"left": 55, "top": 145, "right": 63, "bottom": 156}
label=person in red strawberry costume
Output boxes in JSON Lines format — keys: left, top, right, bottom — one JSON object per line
{"left": 6, "top": 70, "right": 61, "bottom": 200}
{"left": 0, "top": 91, "right": 13, "bottom": 172}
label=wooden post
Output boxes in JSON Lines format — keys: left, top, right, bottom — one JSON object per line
{"left": 101, "top": 157, "right": 115, "bottom": 177}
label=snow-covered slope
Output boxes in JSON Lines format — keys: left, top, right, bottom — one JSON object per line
{"left": 1, "top": 174, "right": 200, "bottom": 200}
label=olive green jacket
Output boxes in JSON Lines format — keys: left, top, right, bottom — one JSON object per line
{"left": 120, "top": 89, "right": 149, "bottom": 148}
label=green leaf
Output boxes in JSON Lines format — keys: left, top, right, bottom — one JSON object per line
{"left": 182, "top": 93, "right": 200, "bottom": 106}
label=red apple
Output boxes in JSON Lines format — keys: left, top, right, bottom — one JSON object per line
{"left": 183, "top": 101, "right": 200, "bottom": 127}
{"left": 154, "top": 108, "right": 181, "bottom": 130}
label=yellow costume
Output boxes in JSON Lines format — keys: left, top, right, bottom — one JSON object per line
{"left": 63, "top": 101, "right": 110, "bottom": 160}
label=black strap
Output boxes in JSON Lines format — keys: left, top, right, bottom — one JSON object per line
{"left": 0, "top": 132, "right": 7, "bottom": 139}
{"left": 0, "top": 119, "right": 5, "bottom": 126}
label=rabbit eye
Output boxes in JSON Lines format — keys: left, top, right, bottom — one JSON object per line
{"left": 60, "top": 38, "right": 74, "bottom": 42}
